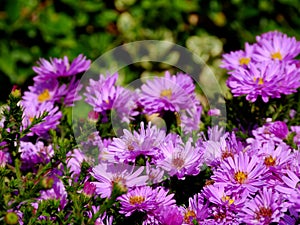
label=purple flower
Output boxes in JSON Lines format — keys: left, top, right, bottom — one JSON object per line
{"left": 239, "top": 187, "right": 288, "bottom": 224}
{"left": 247, "top": 119, "right": 289, "bottom": 144}
{"left": 39, "top": 176, "right": 68, "bottom": 211}
{"left": 212, "top": 151, "right": 268, "bottom": 194}
{"left": 33, "top": 54, "right": 91, "bottom": 82}
{"left": 82, "top": 181, "right": 96, "bottom": 198}
{"left": 156, "top": 137, "right": 204, "bottom": 179}
{"left": 158, "top": 205, "right": 183, "bottom": 225}
{"left": 22, "top": 101, "right": 62, "bottom": 136}
{"left": 107, "top": 122, "right": 166, "bottom": 163}
{"left": 84, "top": 73, "right": 121, "bottom": 113}
{"left": 22, "top": 79, "right": 66, "bottom": 106}
{"left": 86, "top": 206, "right": 113, "bottom": 225}
{"left": 256, "top": 142, "right": 292, "bottom": 176}
{"left": 139, "top": 72, "right": 197, "bottom": 114}
{"left": 221, "top": 42, "right": 255, "bottom": 70}
{"left": 84, "top": 73, "right": 138, "bottom": 123}
{"left": 227, "top": 61, "right": 300, "bottom": 102}
{"left": 66, "top": 149, "right": 87, "bottom": 180}
{"left": 253, "top": 31, "right": 300, "bottom": 62}
{"left": 0, "top": 150, "right": 9, "bottom": 167}
{"left": 179, "top": 193, "right": 208, "bottom": 224}
{"left": 19, "top": 141, "right": 54, "bottom": 170}
{"left": 90, "top": 163, "right": 148, "bottom": 198}
{"left": 118, "top": 186, "right": 157, "bottom": 216}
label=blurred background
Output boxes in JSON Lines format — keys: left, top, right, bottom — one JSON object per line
{"left": 1, "top": 0, "right": 300, "bottom": 102}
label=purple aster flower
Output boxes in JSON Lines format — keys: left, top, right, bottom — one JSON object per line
{"left": 202, "top": 131, "right": 243, "bottom": 168}
{"left": 142, "top": 186, "right": 176, "bottom": 224}
{"left": 39, "top": 176, "right": 68, "bottom": 211}
{"left": 227, "top": 61, "right": 300, "bottom": 102}
{"left": 84, "top": 73, "right": 138, "bottom": 123}
{"left": 90, "top": 162, "right": 148, "bottom": 198}
{"left": 275, "top": 170, "right": 300, "bottom": 212}
{"left": 156, "top": 137, "right": 204, "bottom": 179}
{"left": 145, "top": 161, "right": 165, "bottom": 185}
{"left": 118, "top": 186, "right": 157, "bottom": 216}
{"left": 158, "top": 205, "right": 183, "bottom": 225}
{"left": 107, "top": 122, "right": 166, "bottom": 163}
{"left": 212, "top": 151, "right": 268, "bottom": 195}
{"left": 179, "top": 100, "right": 202, "bottom": 134}
{"left": 179, "top": 193, "right": 209, "bottom": 224}
{"left": 139, "top": 71, "right": 197, "bottom": 114}
{"left": 22, "top": 79, "right": 66, "bottom": 106}
{"left": 253, "top": 31, "right": 300, "bottom": 62}
{"left": 66, "top": 149, "right": 87, "bottom": 180}
{"left": 247, "top": 120, "right": 289, "bottom": 147}
{"left": 239, "top": 187, "right": 288, "bottom": 224}
{"left": 202, "top": 183, "right": 247, "bottom": 211}
{"left": 221, "top": 42, "right": 256, "bottom": 70}
{"left": 19, "top": 141, "right": 54, "bottom": 171}
{"left": 63, "top": 76, "right": 83, "bottom": 107}
{"left": 33, "top": 54, "right": 91, "bottom": 82}
{"left": 112, "top": 87, "right": 139, "bottom": 123}
{"left": 84, "top": 73, "right": 121, "bottom": 113}
{"left": 256, "top": 142, "right": 292, "bottom": 176}
{"left": 22, "top": 101, "right": 62, "bottom": 136}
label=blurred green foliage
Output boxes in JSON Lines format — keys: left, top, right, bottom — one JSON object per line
{"left": 1, "top": 0, "right": 300, "bottom": 101}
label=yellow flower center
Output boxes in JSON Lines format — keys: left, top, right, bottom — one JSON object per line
{"left": 38, "top": 89, "right": 51, "bottom": 102}
{"left": 160, "top": 89, "right": 172, "bottom": 99}
{"left": 222, "top": 195, "right": 235, "bottom": 205}
{"left": 271, "top": 51, "right": 283, "bottom": 60}
{"left": 129, "top": 195, "right": 145, "bottom": 205}
{"left": 234, "top": 171, "right": 248, "bottom": 184}
{"left": 264, "top": 156, "right": 276, "bottom": 167}
{"left": 184, "top": 209, "right": 196, "bottom": 223}
{"left": 239, "top": 57, "right": 250, "bottom": 65}
{"left": 253, "top": 77, "right": 264, "bottom": 85}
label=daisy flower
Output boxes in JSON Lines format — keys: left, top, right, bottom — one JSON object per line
{"left": 212, "top": 151, "right": 268, "bottom": 194}
{"left": 221, "top": 42, "right": 256, "bottom": 70}
{"left": 90, "top": 163, "right": 148, "bottom": 198}
{"left": 253, "top": 31, "right": 300, "bottom": 62}
{"left": 239, "top": 187, "right": 288, "bottom": 224}
{"left": 227, "top": 61, "right": 300, "bottom": 102}
{"left": 118, "top": 186, "right": 157, "bottom": 216}
{"left": 156, "top": 137, "right": 204, "bottom": 179}
{"left": 139, "top": 71, "right": 197, "bottom": 114}
{"left": 107, "top": 122, "right": 166, "bottom": 163}
{"left": 33, "top": 54, "right": 91, "bottom": 82}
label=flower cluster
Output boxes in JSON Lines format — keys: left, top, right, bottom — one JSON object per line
{"left": 222, "top": 31, "right": 300, "bottom": 102}
{"left": 1, "top": 30, "right": 300, "bottom": 225}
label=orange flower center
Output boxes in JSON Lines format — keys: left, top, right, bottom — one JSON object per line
{"left": 129, "top": 196, "right": 145, "bottom": 205}
{"left": 38, "top": 89, "right": 51, "bottom": 102}
{"left": 264, "top": 156, "right": 276, "bottom": 167}
{"left": 184, "top": 209, "right": 196, "bottom": 223}
{"left": 234, "top": 171, "right": 248, "bottom": 184}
